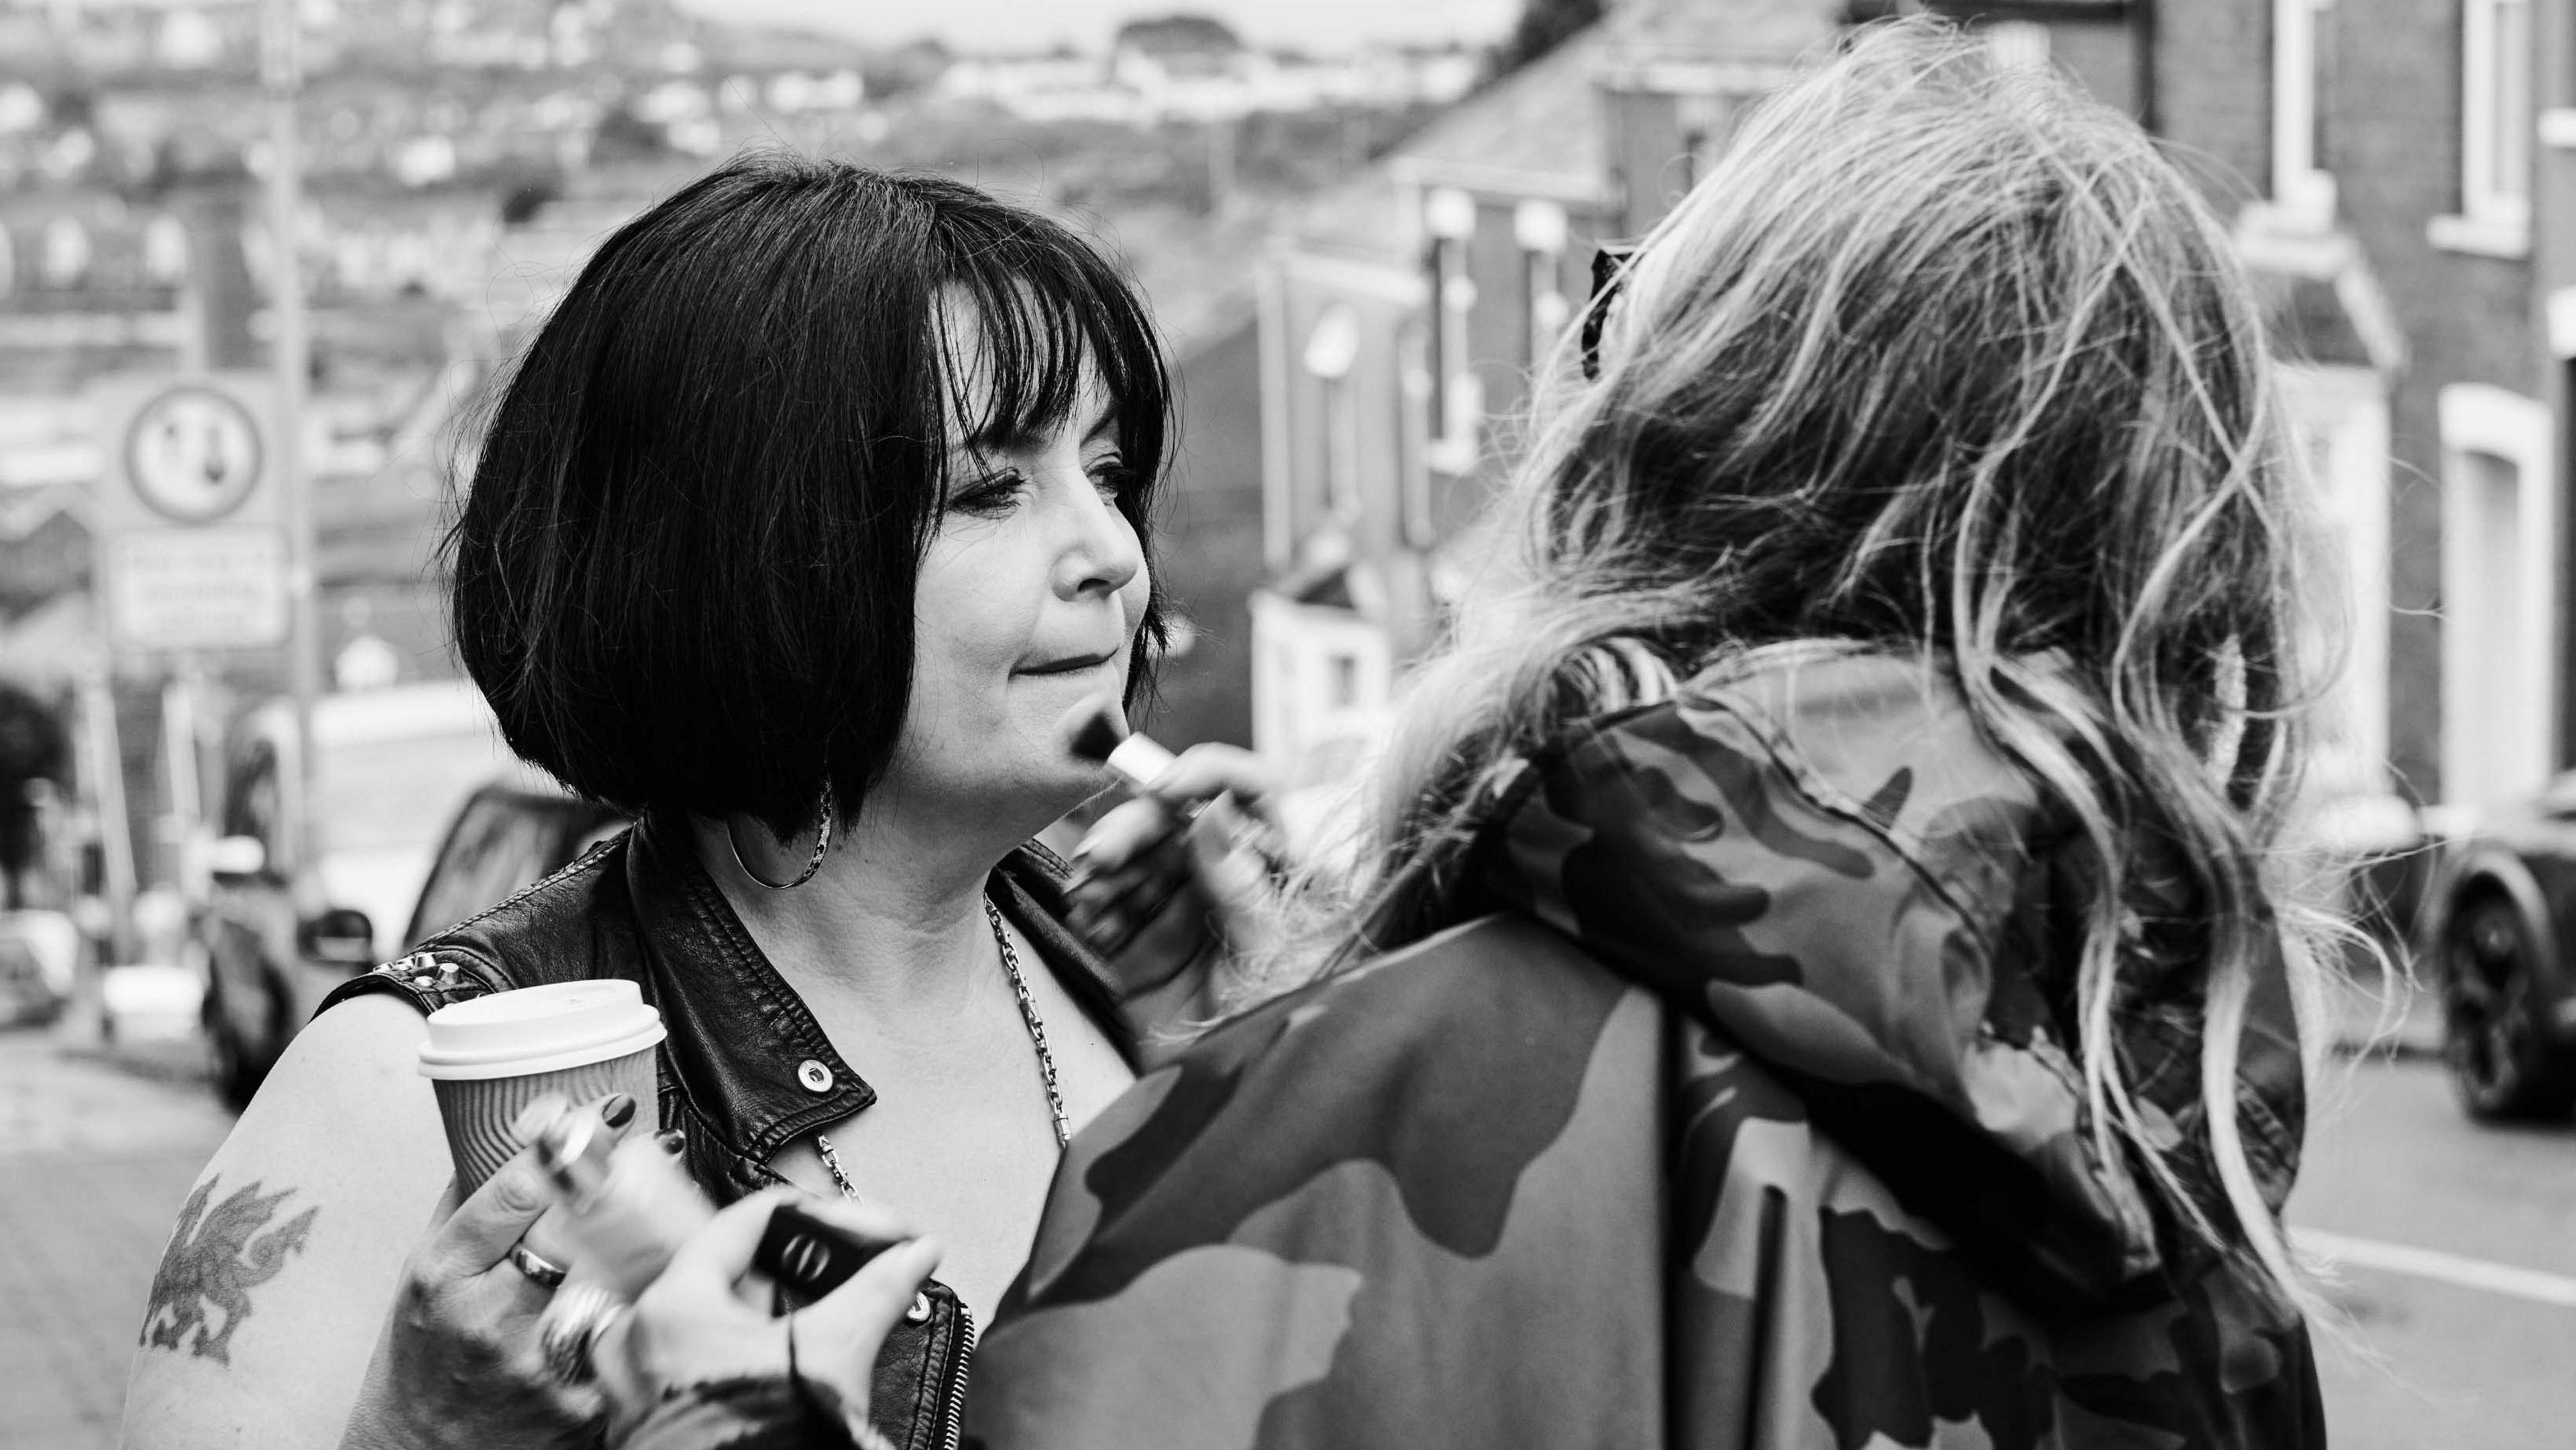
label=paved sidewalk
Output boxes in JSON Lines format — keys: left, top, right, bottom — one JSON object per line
{"left": 0, "top": 1025, "right": 232, "bottom": 1450}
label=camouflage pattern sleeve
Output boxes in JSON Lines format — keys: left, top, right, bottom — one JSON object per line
{"left": 967, "top": 917, "right": 1666, "bottom": 1448}
{"left": 965, "top": 650, "right": 2322, "bottom": 1449}
{"left": 964, "top": 915, "right": 2324, "bottom": 1450}
{"left": 1464, "top": 650, "right": 2307, "bottom": 1310}
{"left": 1670, "top": 1011, "right": 2323, "bottom": 1450}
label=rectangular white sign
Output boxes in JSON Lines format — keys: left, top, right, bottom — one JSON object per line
{"left": 105, "top": 525, "right": 289, "bottom": 652}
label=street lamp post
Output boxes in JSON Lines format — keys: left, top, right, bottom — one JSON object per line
{"left": 260, "top": 0, "right": 320, "bottom": 877}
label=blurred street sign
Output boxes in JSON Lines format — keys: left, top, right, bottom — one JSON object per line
{"left": 103, "top": 528, "right": 289, "bottom": 652}
{"left": 89, "top": 372, "right": 288, "bottom": 653}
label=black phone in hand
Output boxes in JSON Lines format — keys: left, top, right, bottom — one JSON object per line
{"left": 754, "top": 1200, "right": 893, "bottom": 1308}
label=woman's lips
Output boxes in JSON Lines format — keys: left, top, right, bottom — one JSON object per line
{"left": 1017, "top": 650, "right": 1120, "bottom": 676}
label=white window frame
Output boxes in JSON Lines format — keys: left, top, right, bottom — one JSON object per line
{"left": 1301, "top": 304, "right": 1362, "bottom": 525}
{"left": 1674, "top": 90, "right": 1730, "bottom": 193}
{"left": 2548, "top": 284, "right": 2576, "bottom": 358}
{"left": 2431, "top": 0, "right": 2533, "bottom": 257}
{"left": 1397, "top": 317, "right": 1436, "bottom": 549}
{"left": 2436, "top": 382, "right": 2556, "bottom": 807}
{"left": 2277, "top": 366, "right": 2390, "bottom": 800}
{"left": 1513, "top": 198, "right": 1568, "bottom": 370}
{"left": 40, "top": 215, "right": 89, "bottom": 289}
{"left": 2268, "top": 0, "right": 2337, "bottom": 230}
{"left": 1421, "top": 186, "right": 1482, "bottom": 476}
{"left": 142, "top": 213, "right": 189, "bottom": 286}
{"left": 1984, "top": 20, "right": 2050, "bottom": 72}
{"left": 1249, "top": 591, "right": 1395, "bottom": 786}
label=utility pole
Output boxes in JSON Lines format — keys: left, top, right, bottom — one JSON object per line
{"left": 261, "top": 0, "right": 319, "bottom": 874}
{"left": 1205, "top": 115, "right": 1235, "bottom": 214}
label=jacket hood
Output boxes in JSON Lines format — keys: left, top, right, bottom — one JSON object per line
{"left": 1460, "top": 646, "right": 2306, "bottom": 1310}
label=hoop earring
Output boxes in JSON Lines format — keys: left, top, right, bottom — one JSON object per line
{"left": 726, "top": 778, "right": 835, "bottom": 890}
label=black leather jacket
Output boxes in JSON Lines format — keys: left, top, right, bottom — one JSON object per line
{"left": 320, "top": 808, "right": 1136, "bottom": 1450}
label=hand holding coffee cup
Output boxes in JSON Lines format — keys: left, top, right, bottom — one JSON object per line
{"left": 417, "top": 978, "right": 666, "bottom": 1191}
{"left": 418, "top": 979, "right": 667, "bottom": 1282}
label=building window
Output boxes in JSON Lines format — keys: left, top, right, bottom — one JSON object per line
{"left": 1676, "top": 91, "right": 1729, "bottom": 193}
{"left": 1984, "top": 21, "right": 2050, "bottom": 72}
{"left": 143, "top": 213, "right": 189, "bottom": 286}
{"left": 2437, "top": 383, "right": 2555, "bottom": 807}
{"left": 2271, "top": 0, "right": 2336, "bottom": 226}
{"left": 2277, "top": 366, "right": 2390, "bottom": 802}
{"left": 1421, "top": 186, "right": 1481, "bottom": 474}
{"left": 1397, "top": 317, "right": 1436, "bottom": 548}
{"left": 1513, "top": 198, "right": 1568, "bottom": 370}
{"left": 1248, "top": 592, "right": 1399, "bottom": 816}
{"left": 1302, "top": 304, "right": 1360, "bottom": 525}
{"left": 2434, "top": 0, "right": 2533, "bottom": 255}
{"left": 40, "top": 215, "right": 89, "bottom": 288}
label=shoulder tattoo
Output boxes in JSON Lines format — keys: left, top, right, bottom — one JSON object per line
{"left": 138, "top": 1176, "right": 320, "bottom": 1366}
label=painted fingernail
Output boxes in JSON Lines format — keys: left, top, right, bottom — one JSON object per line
{"left": 600, "top": 1094, "right": 637, "bottom": 1131}
{"left": 653, "top": 1128, "right": 687, "bottom": 1156}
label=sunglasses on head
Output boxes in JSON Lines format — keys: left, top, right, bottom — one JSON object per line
{"left": 1580, "top": 242, "right": 1640, "bottom": 382}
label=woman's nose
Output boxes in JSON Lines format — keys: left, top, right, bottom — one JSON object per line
{"left": 1054, "top": 470, "right": 1143, "bottom": 601}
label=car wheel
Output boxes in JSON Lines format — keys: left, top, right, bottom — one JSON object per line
{"left": 2440, "top": 895, "right": 2576, "bottom": 1122}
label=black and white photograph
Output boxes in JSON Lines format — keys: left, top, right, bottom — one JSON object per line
{"left": 0, "top": 0, "right": 2570, "bottom": 1446}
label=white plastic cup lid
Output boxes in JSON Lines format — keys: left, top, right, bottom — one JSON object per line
{"left": 417, "top": 980, "right": 667, "bottom": 1081}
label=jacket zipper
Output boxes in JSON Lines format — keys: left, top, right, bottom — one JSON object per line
{"left": 937, "top": 1300, "right": 977, "bottom": 1450}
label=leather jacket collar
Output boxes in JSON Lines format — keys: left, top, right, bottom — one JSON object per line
{"left": 344, "top": 805, "right": 1134, "bottom": 1203}
{"left": 623, "top": 808, "right": 1138, "bottom": 1199}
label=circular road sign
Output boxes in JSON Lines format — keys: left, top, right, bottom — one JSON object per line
{"left": 124, "top": 384, "right": 264, "bottom": 524}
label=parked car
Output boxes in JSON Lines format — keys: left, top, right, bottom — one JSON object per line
{"left": 400, "top": 782, "right": 625, "bottom": 958}
{"left": 2412, "top": 778, "right": 2576, "bottom": 1122}
{"left": 195, "top": 680, "right": 616, "bottom": 1106}
{"left": 0, "top": 908, "right": 76, "bottom": 1025}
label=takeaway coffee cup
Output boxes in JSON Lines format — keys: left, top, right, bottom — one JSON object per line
{"left": 418, "top": 980, "right": 665, "bottom": 1194}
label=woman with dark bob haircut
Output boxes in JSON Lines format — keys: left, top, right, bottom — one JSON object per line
{"left": 125, "top": 155, "right": 1189, "bottom": 1450}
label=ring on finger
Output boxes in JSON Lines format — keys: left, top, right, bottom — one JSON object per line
{"left": 538, "top": 1282, "right": 627, "bottom": 1386}
{"left": 508, "top": 1244, "right": 567, "bottom": 1288}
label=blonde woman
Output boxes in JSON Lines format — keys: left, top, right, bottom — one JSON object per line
{"left": 949, "top": 21, "right": 2332, "bottom": 1449}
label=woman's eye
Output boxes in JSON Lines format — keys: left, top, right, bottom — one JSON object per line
{"left": 948, "top": 470, "right": 1026, "bottom": 516}
{"left": 1085, "top": 456, "right": 1133, "bottom": 500}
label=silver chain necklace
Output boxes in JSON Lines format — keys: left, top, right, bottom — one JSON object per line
{"left": 815, "top": 896, "right": 1069, "bottom": 1200}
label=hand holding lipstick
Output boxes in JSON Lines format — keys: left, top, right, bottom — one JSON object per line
{"left": 1056, "top": 699, "right": 1290, "bottom": 1042}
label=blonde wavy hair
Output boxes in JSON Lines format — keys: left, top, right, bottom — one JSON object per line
{"left": 1285, "top": 20, "right": 2343, "bottom": 1316}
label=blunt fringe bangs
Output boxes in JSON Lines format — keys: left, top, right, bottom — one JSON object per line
{"left": 447, "top": 155, "right": 1171, "bottom": 839}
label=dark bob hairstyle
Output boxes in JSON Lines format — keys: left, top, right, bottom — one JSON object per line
{"left": 448, "top": 155, "right": 1171, "bottom": 840}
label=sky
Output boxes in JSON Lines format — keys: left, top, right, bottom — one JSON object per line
{"left": 668, "top": 0, "right": 1524, "bottom": 54}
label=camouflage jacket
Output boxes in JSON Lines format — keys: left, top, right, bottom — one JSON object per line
{"left": 965, "top": 647, "right": 2325, "bottom": 1449}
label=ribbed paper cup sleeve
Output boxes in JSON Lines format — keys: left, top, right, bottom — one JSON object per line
{"left": 429, "top": 1045, "right": 657, "bottom": 1194}
{"left": 418, "top": 980, "right": 667, "bottom": 1194}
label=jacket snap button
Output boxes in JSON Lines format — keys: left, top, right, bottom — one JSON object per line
{"left": 906, "top": 1291, "right": 931, "bottom": 1324}
{"left": 796, "top": 1059, "right": 833, "bottom": 1093}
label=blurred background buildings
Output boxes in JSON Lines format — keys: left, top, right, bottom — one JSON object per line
{"left": 0, "top": 0, "right": 2558, "bottom": 1000}
{"left": 11, "top": 9, "right": 2576, "bottom": 1447}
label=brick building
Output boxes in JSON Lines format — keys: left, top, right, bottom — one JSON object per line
{"left": 1197, "top": 0, "right": 2567, "bottom": 829}
{"left": 1230, "top": 0, "right": 1845, "bottom": 802}
{"left": 1941, "top": 0, "right": 2567, "bottom": 829}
